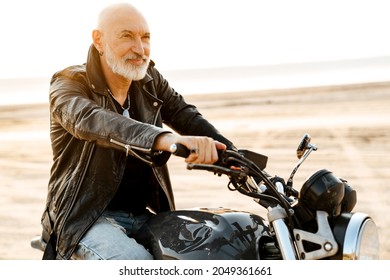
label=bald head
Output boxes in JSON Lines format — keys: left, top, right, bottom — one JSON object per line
{"left": 96, "top": 3, "right": 149, "bottom": 33}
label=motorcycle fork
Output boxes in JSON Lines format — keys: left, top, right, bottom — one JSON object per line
{"left": 267, "top": 205, "right": 299, "bottom": 260}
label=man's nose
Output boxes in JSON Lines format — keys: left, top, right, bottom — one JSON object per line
{"left": 131, "top": 37, "right": 145, "bottom": 55}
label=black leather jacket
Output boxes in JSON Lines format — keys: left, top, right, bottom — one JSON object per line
{"left": 41, "top": 45, "right": 233, "bottom": 259}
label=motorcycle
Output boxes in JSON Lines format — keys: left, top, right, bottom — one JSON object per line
{"left": 31, "top": 134, "right": 380, "bottom": 260}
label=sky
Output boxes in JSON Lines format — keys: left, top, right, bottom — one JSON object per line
{"left": 1, "top": 0, "right": 390, "bottom": 79}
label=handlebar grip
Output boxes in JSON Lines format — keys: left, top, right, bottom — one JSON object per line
{"left": 169, "top": 143, "right": 190, "bottom": 158}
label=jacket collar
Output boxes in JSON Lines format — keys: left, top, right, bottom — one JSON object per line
{"left": 85, "top": 44, "right": 154, "bottom": 96}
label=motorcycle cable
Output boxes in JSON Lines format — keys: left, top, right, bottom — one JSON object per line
{"left": 223, "top": 151, "right": 289, "bottom": 204}
{"left": 178, "top": 145, "right": 295, "bottom": 228}
{"left": 222, "top": 150, "right": 295, "bottom": 228}
{"left": 228, "top": 180, "right": 281, "bottom": 207}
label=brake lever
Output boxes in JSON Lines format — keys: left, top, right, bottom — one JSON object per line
{"left": 187, "top": 163, "right": 247, "bottom": 179}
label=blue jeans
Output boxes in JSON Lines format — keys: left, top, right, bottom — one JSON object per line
{"left": 71, "top": 209, "right": 154, "bottom": 260}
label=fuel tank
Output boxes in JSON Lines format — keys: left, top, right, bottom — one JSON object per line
{"left": 137, "top": 207, "right": 272, "bottom": 260}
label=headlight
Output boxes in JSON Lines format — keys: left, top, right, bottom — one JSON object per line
{"left": 332, "top": 212, "right": 380, "bottom": 260}
{"left": 300, "top": 169, "right": 345, "bottom": 217}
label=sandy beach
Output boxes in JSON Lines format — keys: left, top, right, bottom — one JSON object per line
{"left": 0, "top": 81, "right": 389, "bottom": 260}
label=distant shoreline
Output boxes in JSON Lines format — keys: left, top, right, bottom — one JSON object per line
{"left": 1, "top": 56, "right": 390, "bottom": 105}
{"left": 1, "top": 81, "right": 390, "bottom": 109}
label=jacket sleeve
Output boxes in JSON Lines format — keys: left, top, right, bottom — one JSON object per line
{"left": 49, "top": 69, "right": 171, "bottom": 164}
{"left": 149, "top": 67, "right": 235, "bottom": 150}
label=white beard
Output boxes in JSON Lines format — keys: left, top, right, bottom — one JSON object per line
{"left": 104, "top": 44, "right": 150, "bottom": 81}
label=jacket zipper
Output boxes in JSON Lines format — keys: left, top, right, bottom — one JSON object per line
{"left": 141, "top": 86, "right": 174, "bottom": 209}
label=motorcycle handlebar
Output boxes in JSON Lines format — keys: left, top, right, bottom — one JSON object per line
{"left": 169, "top": 143, "right": 240, "bottom": 175}
{"left": 171, "top": 143, "right": 294, "bottom": 218}
{"left": 169, "top": 143, "right": 191, "bottom": 158}
{"left": 169, "top": 143, "right": 226, "bottom": 159}
{"left": 170, "top": 143, "right": 259, "bottom": 180}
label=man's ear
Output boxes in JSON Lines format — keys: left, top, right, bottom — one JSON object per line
{"left": 92, "top": 29, "right": 103, "bottom": 53}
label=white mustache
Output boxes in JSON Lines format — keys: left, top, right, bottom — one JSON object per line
{"left": 123, "top": 54, "right": 148, "bottom": 61}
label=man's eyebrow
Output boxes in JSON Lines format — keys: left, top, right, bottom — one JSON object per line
{"left": 119, "top": 29, "right": 133, "bottom": 35}
{"left": 120, "top": 29, "right": 150, "bottom": 36}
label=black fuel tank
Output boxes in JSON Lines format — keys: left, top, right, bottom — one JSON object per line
{"left": 137, "top": 208, "right": 271, "bottom": 260}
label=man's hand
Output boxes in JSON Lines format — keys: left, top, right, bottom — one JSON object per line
{"left": 154, "top": 133, "right": 226, "bottom": 164}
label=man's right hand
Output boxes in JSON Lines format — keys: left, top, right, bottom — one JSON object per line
{"left": 154, "top": 133, "right": 226, "bottom": 164}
